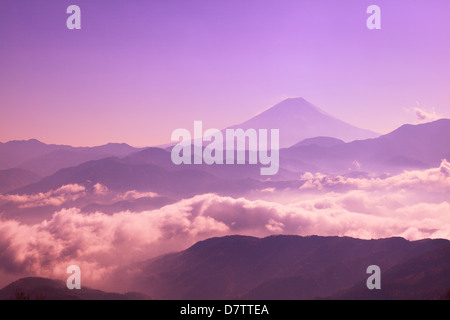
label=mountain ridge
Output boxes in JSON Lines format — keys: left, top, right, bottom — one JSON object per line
{"left": 128, "top": 234, "right": 450, "bottom": 300}
{"left": 0, "top": 139, "right": 142, "bottom": 175}
{"left": 0, "top": 277, "right": 150, "bottom": 300}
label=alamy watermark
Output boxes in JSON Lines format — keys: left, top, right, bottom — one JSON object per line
{"left": 171, "top": 121, "right": 280, "bottom": 176}
{"left": 65, "top": 4, "right": 381, "bottom": 31}
{"left": 66, "top": 265, "right": 81, "bottom": 290}
{"left": 366, "top": 265, "right": 381, "bottom": 290}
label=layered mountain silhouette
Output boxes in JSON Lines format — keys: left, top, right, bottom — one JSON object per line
{"left": 228, "top": 98, "right": 379, "bottom": 148}
{"left": 0, "top": 277, "right": 150, "bottom": 300}
{"left": 1, "top": 99, "right": 448, "bottom": 197}
{"left": 281, "top": 118, "right": 450, "bottom": 173}
{"left": 2, "top": 118, "right": 449, "bottom": 201}
{"left": 9, "top": 157, "right": 261, "bottom": 197}
{"left": 0, "top": 139, "right": 141, "bottom": 176}
{"left": 129, "top": 235, "right": 450, "bottom": 300}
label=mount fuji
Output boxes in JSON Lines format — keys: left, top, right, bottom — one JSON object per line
{"left": 228, "top": 98, "right": 379, "bottom": 148}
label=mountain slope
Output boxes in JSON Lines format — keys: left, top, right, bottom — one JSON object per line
{"left": 332, "top": 245, "right": 450, "bottom": 300}
{"left": 0, "top": 277, "right": 150, "bottom": 300}
{"left": 0, "top": 139, "right": 67, "bottom": 170}
{"left": 0, "top": 168, "right": 41, "bottom": 193}
{"left": 0, "top": 139, "right": 142, "bottom": 175}
{"left": 124, "top": 147, "right": 296, "bottom": 181}
{"left": 229, "top": 98, "right": 379, "bottom": 148}
{"left": 282, "top": 118, "right": 450, "bottom": 174}
{"left": 291, "top": 136, "right": 345, "bottom": 148}
{"left": 9, "top": 157, "right": 260, "bottom": 197}
{"left": 19, "top": 143, "right": 141, "bottom": 176}
{"left": 130, "top": 235, "right": 450, "bottom": 299}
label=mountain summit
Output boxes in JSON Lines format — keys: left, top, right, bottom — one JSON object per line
{"left": 229, "top": 98, "right": 379, "bottom": 148}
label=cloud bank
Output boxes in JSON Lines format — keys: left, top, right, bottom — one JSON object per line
{"left": 0, "top": 161, "right": 449, "bottom": 290}
{"left": 0, "top": 184, "right": 86, "bottom": 208}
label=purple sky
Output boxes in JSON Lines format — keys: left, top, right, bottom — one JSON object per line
{"left": 1, "top": 0, "right": 449, "bottom": 147}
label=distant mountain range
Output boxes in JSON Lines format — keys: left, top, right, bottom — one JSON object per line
{"left": 1, "top": 98, "right": 449, "bottom": 197}
{"left": 0, "top": 277, "right": 150, "bottom": 300}
{"left": 0, "top": 97, "right": 379, "bottom": 173}
{"left": 0, "top": 139, "right": 142, "bottom": 176}
{"left": 0, "top": 118, "right": 448, "bottom": 199}
{"left": 127, "top": 235, "right": 450, "bottom": 300}
{"left": 281, "top": 118, "right": 450, "bottom": 174}
{"left": 9, "top": 157, "right": 261, "bottom": 197}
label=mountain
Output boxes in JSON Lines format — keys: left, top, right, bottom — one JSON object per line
{"left": 228, "top": 98, "right": 379, "bottom": 148}
{"left": 0, "top": 277, "right": 150, "bottom": 300}
{"left": 6, "top": 119, "right": 449, "bottom": 198}
{"left": 129, "top": 235, "right": 450, "bottom": 300}
{"left": 0, "top": 139, "right": 66, "bottom": 170}
{"left": 282, "top": 118, "right": 450, "bottom": 174}
{"left": 332, "top": 245, "right": 450, "bottom": 300}
{"left": 0, "top": 168, "right": 41, "bottom": 193}
{"left": 0, "top": 139, "right": 142, "bottom": 176}
{"left": 19, "top": 143, "right": 142, "bottom": 176}
{"left": 9, "top": 157, "right": 260, "bottom": 197}
{"left": 124, "top": 147, "right": 296, "bottom": 181}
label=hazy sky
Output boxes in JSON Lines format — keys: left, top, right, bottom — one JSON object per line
{"left": 1, "top": 0, "right": 449, "bottom": 147}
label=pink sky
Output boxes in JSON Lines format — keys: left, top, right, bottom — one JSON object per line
{"left": 0, "top": 0, "right": 449, "bottom": 147}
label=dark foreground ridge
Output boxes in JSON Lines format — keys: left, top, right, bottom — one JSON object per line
{"left": 0, "top": 277, "right": 150, "bottom": 300}
{"left": 131, "top": 235, "right": 450, "bottom": 300}
{"left": 2, "top": 235, "right": 449, "bottom": 300}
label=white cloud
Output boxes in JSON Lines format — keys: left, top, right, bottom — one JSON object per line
{"left": 414, "top": 107, "right": 438, "bottom": 122}
{"left": 115, "top": 190, "right": 159, "bottom": 201}
{"left": 300, "top": 159, "right": 450, "bottom": 193}
{"left": 0, "top": 183, "right": 161, "bottom": 208}
{"left": 93, "top": 183, "right": 108, "bottom": 195}
{"left": 0, "top": 184, "right": 86, "bottom": 208}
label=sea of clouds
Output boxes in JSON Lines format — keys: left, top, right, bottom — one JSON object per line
{"left": 0, "top": 160, "right": 449, "bottom": 290}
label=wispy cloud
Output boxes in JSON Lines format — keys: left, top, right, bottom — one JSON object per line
{"left": 0, "top": 184, "right": 86, "bottom": 208}
{"left": 414, "top": 107, "right": 438, "bottom": 122}
{"left": 404, "top": 101, "right": 441, "bottom": 123}
{"left": 0, "top": 183, "right": 161, "bottom": 208}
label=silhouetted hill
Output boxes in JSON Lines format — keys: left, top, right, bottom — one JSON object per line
{"left": 131, "top": 235, "right": 450, "bottom": 299}
{"left": 0, "top": 277, "right": 150, "bottom": 300}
